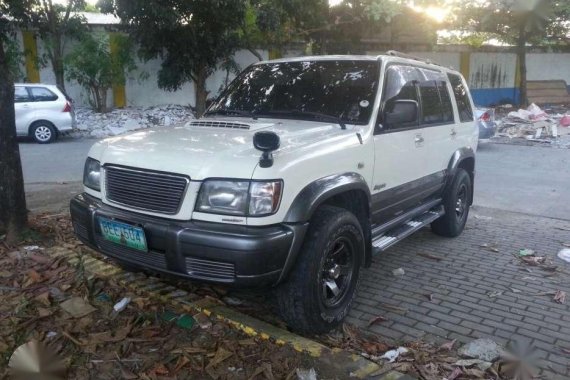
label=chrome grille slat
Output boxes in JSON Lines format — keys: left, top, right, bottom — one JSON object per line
{"left": 189, "top": 121, "right": 250, "bottom": 130}
{"left": 185, "top": 257, "right": 235, "bottom": 280}
{"left": 105, "top": 166, "right": 189, "bottom": 214}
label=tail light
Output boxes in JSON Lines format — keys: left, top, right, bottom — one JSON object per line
{"left": 63, "top": 101, "right": 72, "bottom": 113}
{"left": 478, "top": 111, "right": 491, "bottom": 122}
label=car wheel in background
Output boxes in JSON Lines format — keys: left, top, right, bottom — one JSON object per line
{"left": 30, "top": 121, "right": 57, "bottom": 144}
{"left": 431, "top": 168, "right": 472, "bottom": 237}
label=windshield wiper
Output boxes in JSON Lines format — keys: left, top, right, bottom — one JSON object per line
{"left": 260, "top": 110, "right": 346, "bottom": 130}
{"left": 204, "top": 109, "right": 258, "bottom": 119}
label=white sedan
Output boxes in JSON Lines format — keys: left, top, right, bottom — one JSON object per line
{"left": 15, "top": 83, "right": 75, "bottom": 143}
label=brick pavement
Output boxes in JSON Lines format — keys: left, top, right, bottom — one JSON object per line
{"left": 348, "top": 206, "right": 570, "bottom": 379}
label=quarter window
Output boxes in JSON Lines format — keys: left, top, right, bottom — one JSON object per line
{"left": 29, "top": 87, "right": 58, "bottom": 102}
{"left": 448, "top": 73, "right": 473, "bottom": 122}
{"left": 15, "top": 87, "right": 30, "bottom": 103}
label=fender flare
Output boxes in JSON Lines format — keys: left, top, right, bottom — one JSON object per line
{"left": 283, "top": 172, "right": 371, "bottom": 223}
{"left": 445, "top": 147, "right": 476, "bottom": 204}
{"left": 278, "top": 172, "right": 372, "bottom": 283}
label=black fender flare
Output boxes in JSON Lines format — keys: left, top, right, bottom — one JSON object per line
{"left": 284, "top": 172, "right": 371, "bottom": 223}
{"left": 277, "top": 173, "right": 372, "bottom": 283}
{"left": 445, "top": 147, "right": 476, "bottom": 204}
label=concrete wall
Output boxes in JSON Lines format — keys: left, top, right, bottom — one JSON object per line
{"left": 16, "top": 27, "right": 570, "bottom": 108}
{"left": 16, "top": 29, "right": 268, "bottom": 109}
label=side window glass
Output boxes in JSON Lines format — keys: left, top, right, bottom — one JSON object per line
{"left": 379, "top": 65, "right": 420, "bottom": 131}
{"left": 29, "top": 87, "right": 58, "bottom": 102}
{"left": 14, "top": 87, "right": 30, "bottom": 103}
{"left": 448, "top": 73, "right": 473, "bottom": 122}
{"left": 417, "top": 79, "right": 454, "bottom": 125}
{"left": 438, "top": 81, "right": 454, "bottom": 123}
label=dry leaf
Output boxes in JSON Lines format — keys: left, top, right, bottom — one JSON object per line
{"left": 553, "top": 290, "right": 566, "bottom": 304}
{"left": 368, "top": 315, "right": 388, "bottom": 327}
{"left": 439, "top": 339, "right": 457, "bottom": 351}
{"left": 35, "top": 292, "right": 51, "bottom": 307}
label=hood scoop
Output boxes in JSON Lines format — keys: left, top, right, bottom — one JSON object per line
{"left": 188, "top": 120, "right": 250, "bottom": 130}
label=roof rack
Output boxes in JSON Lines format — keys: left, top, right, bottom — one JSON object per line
{"left": 386, "top": 50, "right": 438, "bottom": 67}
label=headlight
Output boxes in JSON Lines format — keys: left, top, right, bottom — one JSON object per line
{"left": 196, "top": 180, "right": 282, "bottom": 216}
{"left": 83, "top": 158, "right": 101, "bottom": 191}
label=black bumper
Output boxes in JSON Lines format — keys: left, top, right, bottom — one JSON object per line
{"left": 70, "top": 193, "right": 307, "bottom": 287}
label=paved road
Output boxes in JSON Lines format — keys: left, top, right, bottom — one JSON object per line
{"left": 475, "top": 142, "right": 570, "bottom": 220}
{"left": 19, "top": 138, "right": 570, "bottom": 220}
{"left": 19, "top": 137, "right": 95, "bottom": 186}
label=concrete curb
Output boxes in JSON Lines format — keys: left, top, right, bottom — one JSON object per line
{"left": 49, "top": 246, "right": 401, "bottom": 379}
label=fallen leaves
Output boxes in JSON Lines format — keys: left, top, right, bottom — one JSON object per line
{"left": 553, "top": 290, "right": 566, "bottom": 304}
{"left": 368, "top": 315, "right": 388, "bottom": 327}
{"left": 59, "top": 297, "right": 96, "bottom": 318}
{"left": 481, "top": 243, "right": 500, "bottom": 253}
{"left": 417, "top": 252, "right": 443, "bottom": 261}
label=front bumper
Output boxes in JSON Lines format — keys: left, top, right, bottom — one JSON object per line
{"left": 70, "top": 193, "right": 307, "bottom": 287}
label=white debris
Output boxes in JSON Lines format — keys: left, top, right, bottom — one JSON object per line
{"left": 558, "top": 248, "right": 570, "bottom": 263}
{"left": 380, "top": 347, "right": 409, "bottom": 362}
{"left": 392, "top": 268, "right": 405, "bottom": 277}
{"left": 23, "top": 245, "right": 43, "bottom": 251}
{"left": 296, "top": 368, "right": 317, "bottom": 380}
{"left": 70, "top": 105, "right": 195, "bottom": 139}
{"left": 498, "top": 103, "right": 568, "bottom": 140}
{"left": 113, "top": 297, "right": 131, "bottom": 313}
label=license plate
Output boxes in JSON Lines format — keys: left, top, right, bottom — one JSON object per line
{"left": 99, "top": 217, "right": 147, "bottom": 251}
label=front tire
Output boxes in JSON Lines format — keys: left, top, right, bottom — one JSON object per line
{"left": 276, "top": 205, "right": 364, "bottom": 334}
{"left": 31, "top": 122, "right": 57, "bottom": 144}
{"left": 431, "top": 168, "right": 472, "bottom": 237}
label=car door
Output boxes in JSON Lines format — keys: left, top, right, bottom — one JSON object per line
{"left": 415, "top": 68, "right": 456, "bottom": 178}
{"left": 14, "top": 86, "right": 34, "bottom": 135}
{"left": 447, "top": 73, "right": 477, "bottom": 151}
{"left": 372, "top": 63, "right": 437, "bottom": 223}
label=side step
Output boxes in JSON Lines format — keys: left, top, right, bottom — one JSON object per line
{"left": 371, "top": 206, "right": 444, "bottom": 253}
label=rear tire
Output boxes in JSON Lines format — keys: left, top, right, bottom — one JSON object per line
{"left": 431, "top": 168, "right": 472, "bottom": 237}
{"left": 275, "top": 205, "right": 364, "bottom": 334}
{"left": 30, "top": 121, "right": 57, "bottom": 144}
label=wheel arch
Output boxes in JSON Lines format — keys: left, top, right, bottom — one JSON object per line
{"left": 282, "top": 173, "right": 373, "bottom": 275}
{"left": 446, "top": 147, "right": 475, "bottom": 205}
{"left": 28, "top": 119, "right": 57, "bottom": 135}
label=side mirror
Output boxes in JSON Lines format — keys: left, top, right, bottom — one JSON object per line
{"left": 253, "top": 131, "right": 280, "bottom": 168}
{"left": 383, "top": 100, "right": 419, "bottom": 127}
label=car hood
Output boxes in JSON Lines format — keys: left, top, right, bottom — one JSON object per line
{"left": 89, "top": 117, "right": 352, "bottom": 180}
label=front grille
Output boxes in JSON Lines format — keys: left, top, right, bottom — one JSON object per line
{"left": 95, "top": 235, "right": 167, "bottom": 269}
{"left": 185, "top": 257, "right": 235, "bottom": 280}
{"left": 105, "top": 166, "right": 189, "bottom": 214}
{"left": 188, "top": 121, "right": 250, "bottom": 130}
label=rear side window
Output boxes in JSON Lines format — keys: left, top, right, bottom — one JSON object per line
{"left": 14, "top": 87, "right": 31, "bottom": 103}
{"left": 418, "top": 69, "right": 454, "bottom": 125}
{"left": 448, "top": 73, "right": 473, "bottom": 122}
{"left": 29, "top": 87, "right": 58, "bottom": 102}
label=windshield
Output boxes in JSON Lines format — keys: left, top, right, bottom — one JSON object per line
{"left": 207, "top": 60, "right": 380, "bottom": 125}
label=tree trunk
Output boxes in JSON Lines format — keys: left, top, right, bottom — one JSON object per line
{"left": 194, "top": 67, "right": 209, "bottom": 118}
{"left": 517, "top": 24, "right": 528, "bottom": 108}
{"left": 49, "top": 33, "right": 66, "bottom": 92}
{"left": 0, "top": 38, "right": 28, "bottom": 244}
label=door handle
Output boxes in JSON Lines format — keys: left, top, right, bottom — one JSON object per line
{"left": 450, "top": 129, "right": 457, "bottom": 137}
{"left": 414, "top": 136, "right": 424, "bottom": 144}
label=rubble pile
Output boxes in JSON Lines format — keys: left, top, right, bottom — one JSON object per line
{"left": 496, "top": 103, "right": 570, "bottom": 144}
{"left": 71, "top": 105, "right": 195, "bottom": 139}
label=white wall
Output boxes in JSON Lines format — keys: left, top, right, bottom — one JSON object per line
{"left": 469, "top": 52, "right": 517, "bottom": 89}
{"left": 527, "top": 53, "right": 570, "bottom": 85}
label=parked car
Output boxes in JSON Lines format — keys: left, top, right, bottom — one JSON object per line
{"left": 475, "top": 106, "right": 497, "bottom": 139}
{"left": 71, "top": 53, "right": 478, "bottom": 334}
{"left": 15, "top": 83, "right": 75, "bottom": 143}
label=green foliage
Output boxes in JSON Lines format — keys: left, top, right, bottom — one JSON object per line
{"left": 106, "top": 0, "right": 247, "bottom": 116}
{"left": 3, "top": 0, "right": 88, "bottom": 90}
{"left": 65, "top": 33, "right": 136, "bottom": 113}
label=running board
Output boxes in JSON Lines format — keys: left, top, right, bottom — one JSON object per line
{"left": 371, "top": 206, "right": 444, "bottom": 253}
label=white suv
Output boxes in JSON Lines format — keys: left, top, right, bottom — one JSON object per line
{"left": 71, "top": 53, "right": 478, "bottom": 334}
{"left": 15, "top": 83, "right": 75, "bottom": 143}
